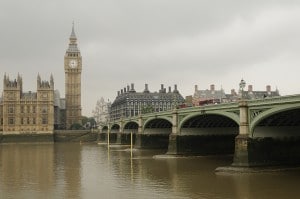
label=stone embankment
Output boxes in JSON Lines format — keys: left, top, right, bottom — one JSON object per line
{"left": 0, "top": 130, "right": 99, "bottom": 143}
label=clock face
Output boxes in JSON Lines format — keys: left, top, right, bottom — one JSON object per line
{"left": 69, "top": 59, "right": 77, "bottom": 68}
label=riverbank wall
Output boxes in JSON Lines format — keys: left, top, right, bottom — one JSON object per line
{"left": 0, "top": 130, "right": 99, "bottom": 143}
{"left": 54, "top": 130, "right": 98, "bottom": 142}
{"left": 0, "top": 132, "right": 54, "bottom": 143}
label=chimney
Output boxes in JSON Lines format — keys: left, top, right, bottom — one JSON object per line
{"left": 130, "top": 83, "right": 135, "bottom": 92}
{"left": 210, "top": 84, "right": 215, "bottom": 91}
{"left": 160, "top": 84, "right": 164, "bottom": 93}
{"left": 117, "top": 91, "right": 120, "bottom": 96}
{"left": 173, "top": 84, "right": 179, "bottom": 93}
{"left": 121, "top": 89, "right": 123, "bottom": 94}
{"left": 266, "top": 85, "right": 271, "bottom": 92}
{"left": 124, "top": 87, "right": 126, "bottom": 93}
{"left": 195, "top": 85, "right": 198, "bottom": 92}
{"left": 248, "top": 85, "right": 253, "bottom": 92}
{"left": 231, "top": 89, "right": 236, "bottom": 95}
{"left": 168, "top": 86, "right": 171, "bottom": 93}
{"left": 127, "top": 85, "right": 130, "bottom": 92}
{"left": 144, "top": 84, "right": 150, "bottom": 93}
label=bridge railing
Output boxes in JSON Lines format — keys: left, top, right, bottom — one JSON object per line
{"left": 112, "top": 102, "right": 240, "bottom": 124}
{"left": 177, "top": 102, "right": 239, "bottom": 113}
{"left": 247, "top": 94, "right": 300, "bottom": 106}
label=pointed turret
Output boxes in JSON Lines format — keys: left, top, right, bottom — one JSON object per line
{"left": 70, "top": 22, "right": 77, "bottom": 40}
{"left": 3, "top": 73, "right": 7, "bottom": 88}
{"left": 37, "top": 73, "right": 41, "bottom": 87}
{"left": 67, "top": 22, "right": 80, "bottom": 53}
{"left": 65, "top": 22, "right": 82, "bottom": 129}
{"left": 18, "top": 73, "right": 23, "bottom": 92}
{"left": 50, "top": 74, "right": 54, "bottom": 88}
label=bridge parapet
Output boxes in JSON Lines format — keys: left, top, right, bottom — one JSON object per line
{"left": 178, "top": 102, "right": 239, "bottom": 113}
{"left": 247, "top": 94, "right": 300, "bottom": 106}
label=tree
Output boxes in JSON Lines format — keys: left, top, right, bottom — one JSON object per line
{"left": 81, "top": 116, "right": 97, "bottom": 129}
{"left": 70, "top": 123, "right": 84, "bottom": 130}
{"left": 92, "top": 97, "right": 110, "bottom": 125}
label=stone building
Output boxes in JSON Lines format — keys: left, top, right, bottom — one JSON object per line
{"left": 241, "top": 85, "right": 280, "bottom": 99}
{"left": 0, "top": 24, "right": 83, "bottom": 133}
{"left": 192, "top": 84, "right": 227, "bottom": 106}
{"left": 64, "top": 23, "right": 82, "bottom": 129}
{"left": 226, "top": 84, "right": 280, "bottom": 102}
{"left": 0, "top": 74, "right": 54, "bottom": 134}
{"left": 192, "top": 83, "right": 280, "bottom": 106}
{"left": 110, "top": 84, "right": 185, "bottom": 121}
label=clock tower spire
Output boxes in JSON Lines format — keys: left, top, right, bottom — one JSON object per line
{"left": 64, "top": 23, "right": 82, "bottom": 129}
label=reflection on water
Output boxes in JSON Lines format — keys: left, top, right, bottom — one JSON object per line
{"left": 1, "top": 143, "right": 300, "bottom": 199}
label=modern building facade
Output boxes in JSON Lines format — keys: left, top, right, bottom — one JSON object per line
{"left": 110, "top": 84, "right": 185, "bottom": 121}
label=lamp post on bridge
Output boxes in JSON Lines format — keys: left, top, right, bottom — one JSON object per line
{"left": 239, "top": 79, "right": 246, "bottom": 100}
{"left": 238, "top": 78, "right": 249, "bottom": 135}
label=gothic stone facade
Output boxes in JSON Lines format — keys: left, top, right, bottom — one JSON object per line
{"left": 64, "top": 24, "right": 82, "bottom": 129}
{"left": 0, "top": 74, "right": 54, "bottom": 134}
{"left": 0, "top": 24, "right": 82, "bottom": 133}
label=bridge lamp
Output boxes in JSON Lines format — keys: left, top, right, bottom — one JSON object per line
{"left": 239, "top": 79, "right": 246, "bottom": 99}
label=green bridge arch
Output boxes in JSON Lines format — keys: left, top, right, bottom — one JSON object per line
{"left": 250, "top": 103, "right": 300, "bottom": 134}
{"left": 178, "top": 111, "right": 240, "bottom": 129}
{"left": 143, "top": 116, "right": 172, "bottom": 131}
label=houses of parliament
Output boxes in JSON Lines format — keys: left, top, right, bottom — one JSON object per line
{"left": 0, "top": 25, "right": 82, "bottom": 135}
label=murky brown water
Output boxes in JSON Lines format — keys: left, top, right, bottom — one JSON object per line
{"left": 1, "top": 143, "right": 300, "bottom": 199}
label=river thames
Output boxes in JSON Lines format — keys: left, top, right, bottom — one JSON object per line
{"left": 1, "top": 143, "right": 300, "bottom": 199}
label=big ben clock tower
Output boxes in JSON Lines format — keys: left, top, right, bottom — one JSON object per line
{"left": 64, "top": 23, "right": 82, "bottom": 129}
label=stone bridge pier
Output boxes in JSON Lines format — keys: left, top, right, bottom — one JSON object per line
{"left": 98, "top": 125, "right": 108, "bottom": 142}
{"left": 116, "top": 120, "right": 138, "bottom": 145}
{"left": 135, "top": 115, "right": 171, "bottom": 149}
{"left": 232, "top": 101, "right": 252, "bottom": 166}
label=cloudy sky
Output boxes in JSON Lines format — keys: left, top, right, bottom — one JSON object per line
{"left": 1, "top": 0, "right": 300, "bottom": 116}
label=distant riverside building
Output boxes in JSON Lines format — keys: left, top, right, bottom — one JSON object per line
{"left": 193, "top": 84, "right": 227, "bottom": 106}
{"left": 0, "top": 74, "right": 54, "bottom": 133}
{"left": 239, "top": 84, "right": 280, "bottom": 100}
{"left": 192, "top": 83, "right": 280, "bottom": 106}
{"left": 110, "top": 84, "right": 185, "bottom": 121}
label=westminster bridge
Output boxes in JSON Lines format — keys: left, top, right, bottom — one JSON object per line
{"left": 99, "top": 94, "right": 300, "bottom": 167}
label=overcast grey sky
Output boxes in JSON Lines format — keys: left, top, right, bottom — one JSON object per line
{"left": 1, "top": 0, "right": 300, "bottom": 116}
